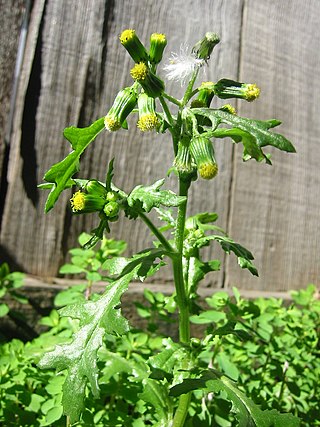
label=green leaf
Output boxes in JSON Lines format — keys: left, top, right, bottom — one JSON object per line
{"left": 59, "top": 264, "right": 86, "bottom": 274}
{"left": 192, "top": 108, "right": 296, "bottom": 163}
{"left": 41, "top": 117, "right": 105, "bottom": 212}
{"left": 187, "top": 257, "right": 221, "bottom": 295}
{"left": 170, "top": 370, "right": 300, "bottom": 427}
{"left": 0, "top": 303, "right": 9, "bottom": 317}
{"left": 190, "top": 310, "right": 226, "bottom": 324}
{"left": 127, "top": 179, "right": 186, "bottom": 213}
{"left": 38, "top": 268, "right": 137, "bottom": 423}
{"left": 105, "top": 158, "right": 114, "bottom": 191}
{"left": 139, "top": 378, "right": 174, "bottom": 425}
{"left": 102, "top": 248, "right": 166, "bottom": 281}
{"left": 44, "top": 406, "right": 64, "bottom": 425}
{"left": 196, "top": 235, "right": 258, "bottom": 276}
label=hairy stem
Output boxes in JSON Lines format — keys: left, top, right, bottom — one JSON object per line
{"left": 172, "top": 178, "right": 191, "bottom": 426}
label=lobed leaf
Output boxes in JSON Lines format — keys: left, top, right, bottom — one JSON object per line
{"left": 127, "top": 179, "right": 186, "bottom": 213}
{"left": 170, "top": 370, "right": 300, "bottom": 427}
{"left": 41, "top": 117, "right": 105, "bottom": 212}
{"left": 191, "top": 108, "right": 296, "bottom": 163}
{"left": 195, "top": 235, "right": 258, "bottom": 276}
{"left": 38, "top": 268, "right": 137, "bottom": 423}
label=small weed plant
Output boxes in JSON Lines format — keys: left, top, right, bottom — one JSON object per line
{"left": 6, "top": 29, "right": 311, "bottom": 425}
{"left": 1, "top": 254, "right": 319, "bottom": 425}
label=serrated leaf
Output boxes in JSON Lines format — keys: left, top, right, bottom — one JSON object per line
{"left": 127, "top": 179, "right": 186, "bottom": 213}
{"left": 192, "top": 108, "right": 295, "bottom": 163}
{"left": 170, "top": 370, "right": 300, "bottom": 427}
{"left": 186, "top": 257, "right": 221, "bottom": 295}
{"left": 195, "top": 235, "right": 258, "bottom": 276}
{"left": 42, "top": 117, "right": 105, "bottom": 212}
{"left": 38, "top": 268, "right": 137, "bottom": 423}
{"left": 139, "top": 378, "right": 174, "bottom": 426}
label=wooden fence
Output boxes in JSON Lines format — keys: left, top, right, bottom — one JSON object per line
{"left": 1, "top": 0, "right": 319, "bottom": 293}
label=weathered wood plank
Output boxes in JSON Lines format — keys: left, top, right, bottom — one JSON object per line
{"left": 226, "top": 0, "right": 320, "bottom": 291}
{"left": 0, "top": 0, "right": 25, "bottom": 216}
{"left": 1, "top": 0, "right": 243, "bottom": 287}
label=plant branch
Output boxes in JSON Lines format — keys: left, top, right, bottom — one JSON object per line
{"left": 159, "top": 96, "right": 175, "bottom": 127}
{"left": 162, "top": 91, "right": 182, "bottom": 106}
{"left": 139, "top": 211, "right": 175, "bottom": 254}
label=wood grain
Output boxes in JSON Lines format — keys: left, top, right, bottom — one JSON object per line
{"left": 226, "top": 0, "right": 320, "bottom": 291}
{"left": 1, "top": 0, "right": 243, "bottom": 284}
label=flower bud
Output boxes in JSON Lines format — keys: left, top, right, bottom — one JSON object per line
{"left": 137, "top": 92, "right": 159, "bottom": 132}
{"left": 119, "top": 29, "right": 148, "bottom": 63}
{"left": 213, "top": 79, "right": 260, "bottom": 102}
{"left": 219, "top": 104, "right": 237, "bottom": 115}
{"left": 192, "top": 32, "right": 220, "bottom": 61}
{"left": 104, "top": 201, "right": 120, "bottom": 218}
{"left": 85, "top": 180, "right": 107, "bottom": 196}
{"left": 174, "top": 137, "right": 196, "bottom": 178}
{"left": 192, "top": 81, "right": 215, "bottom": 108}
{"left": 104, "top": 87, "right": 137, "bottom": 131}
{"left": 189, "top": 136, "right": 218, "bottom": 180}
{"left": 106, "top": 191, "right": 119, "bottom": 202}
{"left": 149, "top": 33, "right": 167, "bottom": 64}
{"left": 130, "top": 62, "right": 164, "bottom": 98}
{"left": 70, "top": 191, "right": 106, "bottom": 213}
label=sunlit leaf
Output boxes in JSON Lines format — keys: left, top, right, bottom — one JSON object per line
{"left": 41, "top": 117, "right": 105, "bottom": 212}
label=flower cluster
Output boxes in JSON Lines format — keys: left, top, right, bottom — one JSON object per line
{"left": 70, "top": 180, "right": 121, "bottom": 222}
{"left": 103, "top": 30, "right": 261, "bottom": 184}
{"left": 104, "top": 30, "right": 168, "bottom": 134}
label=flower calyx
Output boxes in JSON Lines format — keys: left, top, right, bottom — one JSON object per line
{"left": 137, "top": 92, "right": 160, "bottom": 132}
{"left": 213, "top": 79, "right": 260, "bottom": 102}
{"left": 174, "top": 137, "right": 197, "bottom": 180}
{"left": 189, "top": 136, "right": 218, "bottom": 180}
{"left": 149, "top": 33, "right": 167, "bottom": 64}
{"left": 192, "top": 32, "right": 220, "bottom": 61}
{"left": 119, "top": 29, "right": 149, "bottom": 63}
{"left": 70, "top": 180, "right": 122, "bottom": 222}
{"left": 105, "top": 86, "right": 137, "bottom": 131}
{"left": 130, "top": 62, "right": 164, "bottom": 98}
{"left": 191, "top": 81, "right": 215, "bottom": 108}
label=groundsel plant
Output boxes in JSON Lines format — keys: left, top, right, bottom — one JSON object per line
{"left": 39, "top": 30, "right": 298, "bottom": 426}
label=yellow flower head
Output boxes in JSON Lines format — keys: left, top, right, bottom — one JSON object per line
{"left": 200, "top": 81, "right": 214, "bottom": 90}
{"left": 70, "top": 191, "right": 86, "bottom": 212}
{"left": 150, "top": 33, "right": 166, "bottom": 44}
{"left": 119, "top": 29, "right": 135, "bottom": 45}
{"left": 130, "top": 62, "right": 148, "bottom": 81}
{"left": 149, "top": 33, "right": 167, "bottom": 64}
{"left": 120, "top": 29, "right": 148, "bottom": 63}
{"left": 198, "top": 163, "right": 218, "bottom": 180}
{"left": 137, "top": 113, "right": 159, "bottom": 132}
{"left": 245, "top": 84, "right": 260, "bottom": 101}
{"left": 104, "top": 116, "right": 121, "bottom": 132}
{"left": 220, "top": 104, "right": 237, "bottom": 115}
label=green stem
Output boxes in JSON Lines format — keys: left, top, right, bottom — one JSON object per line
{"left": 172, "top": 394, "right": 191, "bottom": 427}
{"left": 182, "top": 68, "right": 199, "bottom": 106}
{"left": 139, "top": 211, "right": 175, "bottom": 254}
{"left": 162, "top": 91, "right": 182, "bottom": 106}
{"left": 172, "top": 178, "right": 191, "bottom": 427}
{"left": 159, "top": 96, "right": 175, "bottom": 127}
